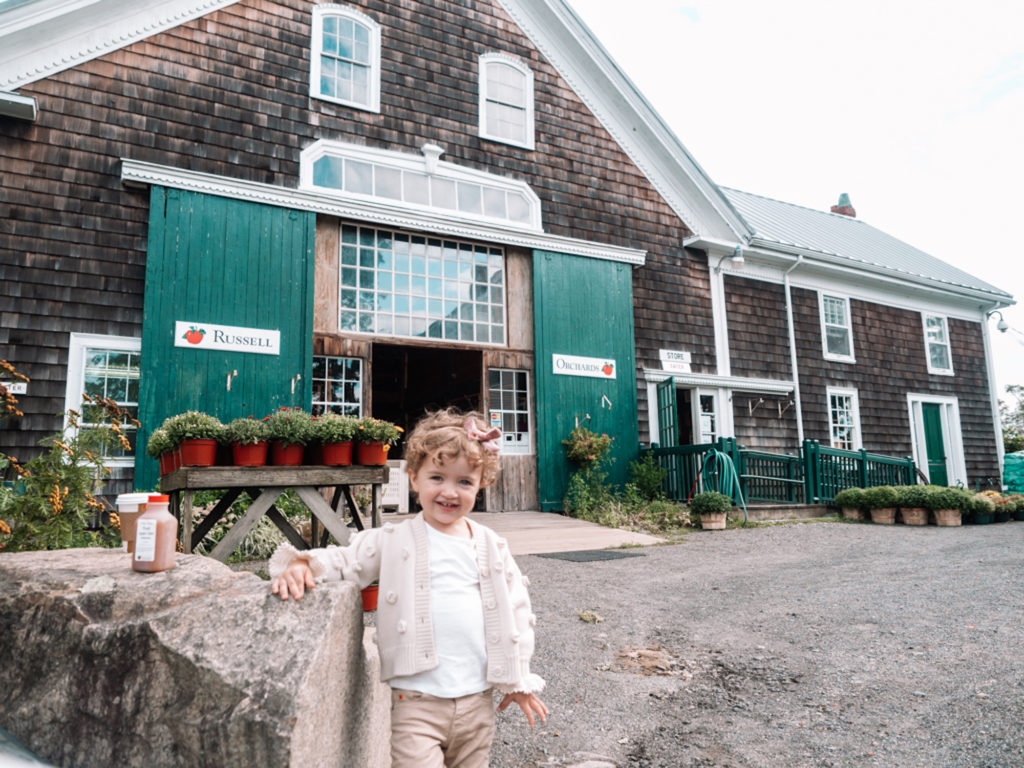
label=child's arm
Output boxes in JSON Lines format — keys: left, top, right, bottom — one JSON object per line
{"left": 267, "top": 526, "right": 384, "bottom": 601}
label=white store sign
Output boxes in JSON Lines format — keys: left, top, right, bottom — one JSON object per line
{"left": 659, "top": 349, "right": 692, "bottom": 374}
{"left": 552, "top": 353, "right": 616, "bottom": 379}
{"left": 1, "top": 381, "right": 27, "bottom": 394}
{"left": 174, "top": 321, "right": 280, "bottom": 356}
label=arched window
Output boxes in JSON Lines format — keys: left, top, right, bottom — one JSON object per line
{"left": 310, "top": 4, "right": 380, "bottom": 112}
{"left": 478, "top": 53, "right": 534, "bottom": 149}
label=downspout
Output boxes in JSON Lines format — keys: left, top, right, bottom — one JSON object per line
{"left": 784, "top": 256, "right": 805, "bottom": 443}
{"left": 981, "top": 304, "right": 1006, "bottom": 487}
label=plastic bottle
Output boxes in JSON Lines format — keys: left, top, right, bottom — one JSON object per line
{"left": 132, "top": 494, "right": 177, "bottom": 573}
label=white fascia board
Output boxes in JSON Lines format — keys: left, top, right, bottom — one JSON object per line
{"left": 120, "top": 159, "right": 647, "bottom": 265}
{"left": 499, "top": 0, "right": 752, "bottom": 244}
{"left": 0, "top": 0, "right": 241, "bottom": 90}
{"left": 0, "top": 90, "right": 37, "bottom": 120}
{"left": 643, "top": 368, "right": 794, "bottom": 395}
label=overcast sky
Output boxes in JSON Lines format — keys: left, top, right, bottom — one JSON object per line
{"left": 568, "top": 0, "right": 1024, "bottom": 401}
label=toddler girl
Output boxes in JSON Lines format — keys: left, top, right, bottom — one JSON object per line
{"left": 270, "top": 408, "right": 547, "bottom": 768}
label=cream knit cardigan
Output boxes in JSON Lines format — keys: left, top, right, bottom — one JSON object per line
{"left": 269, "top": 513, "right": 545, "bottom": 695}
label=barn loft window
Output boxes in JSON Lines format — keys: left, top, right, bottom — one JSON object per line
{"left": 310, "top": 4, "right": 380, "bottom": 112}
{"left": 338, "top": 224, "right": 506, "bottom": 345}
{"left": 488, "top": 368, "right": 532, "bottom": 454}
{"left": 478, "top": 53, "right": 535, "bottom": 150}
{"left": 819, "top": 293, "right": 855, "bottom": 362}
{"left": 312, "top": 356, "right": 363, "bottom": 416}
{"left": 923, "top": 314, "right": 954, "bottom": 375}
{"left": 827, "top": 387, "right": 861, "bottom": 451}
{"left": 301, "top": 140, "right": 542, "bottom": 230}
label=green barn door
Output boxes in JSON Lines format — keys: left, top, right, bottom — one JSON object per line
{"left": 656, "top": 377, "right": 684, "bottom": 499}
{"left": 533, "top": 250, "right": 638, "bottom": 511}
{"left": 135, "top": 187, "right": 315, "bottom": 489}
{"left": 921, "top": 403, "right": 948, "bottom": 486}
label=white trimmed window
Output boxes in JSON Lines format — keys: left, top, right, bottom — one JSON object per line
{"left": 478, "top": 53, "right": 535, "bottom": 150}
{"left": 819, "top": 293, "right": 855, "bottom": 362}
{"left": 923, "top": 314, "right": 954, "bottom": 375}
{"left": 310, "top": 4, "right": 381, "bottom": 112}
{"left": 698, "top": 393, "right": 717, "bottom": 443}
{"left": 487, "top": 368, "right": 532, "bottom": 454}
{"left": 64, "top": 333, "right": 141, "bottom": 466}
{"left": 827, "top": 387, "right": 861, "bottom": 451}
{"left": 312, "top": 356, "right": 363, "bottom": 416}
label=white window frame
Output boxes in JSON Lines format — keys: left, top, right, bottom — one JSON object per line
{"left": 64, "top": 333, "right": 141, "bottom": 468}
{"left": 826, "top": 386, "right": 862, "bottom": 451}
{"left": 311, "top": 355, "right": 363, "bottom": 417}
{"left": 819, "top": 293, "right": 855, "bottom": 363}
{"left": 922, "top": 313, "right": 954, "bottom": 375}
{"left": 478, "top": 52, "right": 535, "bottom": 150}
{"left": 487, "top": 367, "right": 533, "bottom": 455}
{"left": 310, "top": 4, "right": 381, "bottom": 113}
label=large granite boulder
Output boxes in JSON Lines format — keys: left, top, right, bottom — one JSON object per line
{"left": 0, "top": 549, "right": 390, "bottom": 768}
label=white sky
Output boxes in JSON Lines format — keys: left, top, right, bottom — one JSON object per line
{"left": 568, "top": 0, "right": 1024, "bottom": 402}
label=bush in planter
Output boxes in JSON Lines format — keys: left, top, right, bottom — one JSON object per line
{"left": 833, "top": 487, "right": 867, "bottom": 519}
{"left": 863, "top": 485, "right": 898, "bottom": 510}
{"left": 314, "top": 413, "right": 359, "bottom": 444}
{"left": 562, "top": 425, "right": 613, "bottom": 468}
{"left": 145, "top": 428, "right": 173, "bottom": 459}
{"left": 896, "top": 485, "right": 929, "bottom": 509}
{"left": 689, "top": 491, "right": 732, "bottom": 529}
{"left": 223, "top": 417, "right": 269, "bottom": 446}
{"left": 264, "top": 408, "right": 314, "bottom": 447}
{"left": 354, "top": 417, "right": 403, "bottom": 445}
{"left": 162, "top": 411, "right": 224, "bottom": 447}
{"left": 968, "top": 493, "right": 995, "bottom": 523}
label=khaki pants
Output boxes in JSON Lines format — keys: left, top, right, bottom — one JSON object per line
{"left": 390, "top": 688, "right": 495, "bottom": 768}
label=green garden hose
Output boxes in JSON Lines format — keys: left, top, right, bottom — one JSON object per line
{"left": 701, "top": 449, "right": 748, "bottom": 523}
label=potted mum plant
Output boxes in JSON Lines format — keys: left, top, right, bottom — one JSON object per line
{"left": 223, "top": 417, "right": 270, "bottom": 467}
{"left": 690, "top": 490, "right": 732, "bottom": 530}
{"left": 145, "top": 428, "right": 176, "bottom": 476}
{"left": 925, "top": 486, "right": 966, "bottom": 527}
{"left": 162, "top": 411, "right": 224, "bottom": 467}
{"left": 264, "top": 408, "right": 313, "bottom": 466}
{"left": 896, "top": 485, "right": 929, "bottom": 526}
{"left": 313, "top": 413, "right": 359, "bottom": 466}
{"left": 968, "top": 493, "right": 995, "bottom": 525}
{"left": 863, "top": 485, "right": 898, "bottom": 525}
{"left": 354, "top": 417, "right": 403, "bottom": 466}
{"left": 833, "top": 487, "right": 867, "bottom": 521}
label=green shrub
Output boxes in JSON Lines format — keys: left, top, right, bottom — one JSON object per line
{"left": 314, "top": 413, "right": 359, "bottom": 444}
{"left": 145, "top": 428, "right": 173, "bottom": 458}
{"left": 924, "top": 486, "right": 970, "bottom": 511}
{"left": 968, "top": 494, "right": 995, "bottom": 515}
{"left": 562, "top": 425, "right": 614, "bottom": 467}
{"left": 223, "top": 417, "right": 269, "bottom": 446}
{"left": 833, "top": 487, "right": 866, "bottom": 510}
{"left": 163, "top": 411, "right": 224, "bottom": 446}
{"left": 628, "top": 452, "right": 666, "bottom": 501}
{"left": 690, "top": 491, "right": 732, "bottom": 516}
{"left": 895, "top": 485, "right": 929, "bottom": 508}
{"left": 862, "top": 485, "right": 898, "bottom": 509}
{"left": 265, "top": 408, "right": 314, "bottom": 447}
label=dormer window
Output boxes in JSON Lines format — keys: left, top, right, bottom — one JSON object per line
{"left": 478, "top": 53, "right": 534, "bottom": 150}
{"left": 310, "top": 4, "right": 380, "bottom": 113}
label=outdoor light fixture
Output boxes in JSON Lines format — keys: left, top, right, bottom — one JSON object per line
{"left": 988, "top": 309, "right": 1010, "bottom": 333}
{"left": 714, "top": 245, "right": 744, "bottom": 272}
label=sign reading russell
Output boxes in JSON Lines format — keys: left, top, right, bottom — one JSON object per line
{"left": 552, "top": 353, "right": 616, "bottom": 380}
{"left": 174, "top": 321, "right": 280, "bottom": 356}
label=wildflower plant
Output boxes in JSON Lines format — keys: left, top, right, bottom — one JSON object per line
{"left": 355, "top": 417, "right": 403, "bottom": 445}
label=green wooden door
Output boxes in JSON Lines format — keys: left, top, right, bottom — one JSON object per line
{"left": 533, "top": 250, "right": 638, "bottom": 511}
{"left": 656, "top": 377, "right": 684, "bottom": 499}
{"left": 922, "top": 403, "right": 948, "bottom": 486}
{"left": 134, "top": 187, "right": 315, "bottom": 489}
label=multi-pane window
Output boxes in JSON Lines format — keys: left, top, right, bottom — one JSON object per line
{"left": 827, "top": 388, "right": 861, "bottom": 451}
{"left": 311, "top": 5, "right": 380, "bottom": 112}
{"left": 339, "top": 224, "right": 506, "bottom": 345}
{"left": 487, "top": 368, "right": 531, "bottom": 454}
{"left": 479, "top": 54, "right": 534, "bottom": 149}
{"left": 820, "top": 294, "right": 854, "bottom": 361}
{"left": 923, "top": 314, "right": 954, "bottom": 375}
{"left": 698, "top": 394, "right": 717, "bottom": 443}
{"left": 312, "top": 356, "right": 363, "bottom": 416}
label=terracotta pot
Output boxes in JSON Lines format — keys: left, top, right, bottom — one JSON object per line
{"left": 179, "top": 438, "right": 218, "bottom": 467}
{"left": 361, "top": 584, "right": 379, "bottom": 611}
{"left": 158, "top": 452, "right": 173, "bottom": 476}
{"left": 356, "top": 441, "right": 388, "bottom": 466}
{"left": 841, "top": 507, "right": 864, "bottom": 521}
{"left": 271, "top": 441, "right": 305, "bottom": 466}
{"left": 869, "top": 507, "right": 896, "bottom": 525}
{"left": 232, "top": 441, "right": 268, "bottom": 467}
{"left": 322, "top": 441, "right": 354, "bottom": 467}
{"left": 900, "top": 507, "right": 928, "bottom": 526}
{"left": 699, "top": 511, "right": 727, "bottom": 530}
{"left": 170, "top": 448, "right": 182, "bottom": 473}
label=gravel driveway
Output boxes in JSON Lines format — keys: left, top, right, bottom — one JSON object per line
{"left": 490, "top": 520, "right": 1024, "bottom": 768}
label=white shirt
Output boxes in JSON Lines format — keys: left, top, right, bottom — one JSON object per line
{"left": 388, "top": 523, "right": 489, "bottom": 697}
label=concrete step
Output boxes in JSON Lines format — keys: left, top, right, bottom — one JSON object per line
{"left": 738, "top": 503, "right": 831, "bottom": 522}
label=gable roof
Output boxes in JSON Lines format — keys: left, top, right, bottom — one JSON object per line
{"left": 722, "top": 187, "right": 1013, "bottom": 305}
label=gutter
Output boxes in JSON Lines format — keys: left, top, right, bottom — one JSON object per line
{"left": 0, "top": 90, "right": 36, "bottom": 121}
{"left": 784, "top": 255, "right": 805, "bottom": 443}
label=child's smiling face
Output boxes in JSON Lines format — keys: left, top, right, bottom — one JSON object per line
{"left": 409, "top": 450, "right": 483, "bottom": 537}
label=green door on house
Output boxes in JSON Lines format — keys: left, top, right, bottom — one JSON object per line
{"left": 134, "top": 187, "right": 315, "bottom": 490}
{"left": 921, "top": 403, "right": 948, "bottom": 486}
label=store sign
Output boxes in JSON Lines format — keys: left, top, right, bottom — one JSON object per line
{"left": 1, "top": 381, "right": 27, "bottom": 395}
{"left": 174, "top": 321, "right": 280, "bottom": 356}
{"left": 659, "top": 349, "right": 691, "bottom": 374}
{"left": 552, "top": 353, "right": 616, "bottom": 379}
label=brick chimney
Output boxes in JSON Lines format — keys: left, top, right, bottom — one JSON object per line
{"left": 830, "top": 193, "right": 856, "bottom": 218}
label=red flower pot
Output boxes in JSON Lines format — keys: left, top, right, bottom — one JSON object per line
{"left": 158, "top": 452, "right": 173, "bottom": 476}
{"left": 271, "top": 441, "right": 305, "bottom": 466}
{"left": 322, "top": 441, "right": 354, "bottom": 466}
{"left": 179, "top": 439, "right": 218, "bottom": 467}
{"left": 232, "top": 441, "right": 268, "bottom": 467}
{"left": 361, "top": 584, "right": 379, "bottom": 611}
{"left": 356, "top": 441, "right": 388, "bottom": 466}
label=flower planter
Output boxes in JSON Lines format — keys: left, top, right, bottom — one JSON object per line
{"left": 994, "top": 511, "right": 1011, "bottom": 523}
{"left": 699, "top": 511, "right": 727, "bottom": 530}
{"left": 361, "top": 584, "right": 379, "bottom": 611}
{"left": 1015, "top": 509, "right": 1024, "bottom": 522}
{"left": 356, "top": 441, "right": 388, "bottom": 466}
{"left": 974, "top": 512, "right": 994, "bottom": 525}
{"left": 322, "top": 441, "right": 354, "bottom": 467}
{"left": 232, "top": 441, "right": 268, "bottom": 467}
{"left": 841, "top": 507, "right": 864, "bottom": 521}
{"left": 869, "top": 507, "right": 896, "bottom": 525}
{"left": 933, "top": 508, "right": 962, "bottom": 527}
{"left": 179, "top": 438, "right": 218, "bottom": 467}
{"left": 899, "top": 507, "right": 927, "bottom": 526}
{"left": 271, "top": 441, "right": 305, "bottom": 466}
{"left": 158, "top": 451, "right": 175, "bottom": 476}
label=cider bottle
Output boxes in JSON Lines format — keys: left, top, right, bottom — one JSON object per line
{"left": 132, "top": 494, "right": 177, "bottom": 572}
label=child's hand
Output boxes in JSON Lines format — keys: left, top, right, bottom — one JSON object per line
{"left": 497, "top": 692, "right": 548, "bottom": 728}
{"left": 270, "top": 560, "right": 316, "bottom": 601}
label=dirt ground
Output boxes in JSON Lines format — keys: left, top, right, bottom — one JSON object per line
{"left": 489, "top": 520, "right": 1024, "bottom": 768}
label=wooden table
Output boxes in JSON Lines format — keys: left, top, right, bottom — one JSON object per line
{"left": 161, "top": 465, "right": 390, "bottom": 562}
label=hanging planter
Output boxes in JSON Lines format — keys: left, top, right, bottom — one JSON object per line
{"left": 356, "top": 441, "right": 388, "bottom": 466}
{"left": 322, "top": 441, "right": 354, "bottom": 466}
{"left": 271, "top": 441, "right": 305, "bottom": 466}
{"left": 232, "top": 441, "right": 268, "bottom": 467}
{"left": 179, "top": 438, "right": 218, "bottom": 467}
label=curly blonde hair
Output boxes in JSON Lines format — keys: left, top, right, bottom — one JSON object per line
{"left": 404, "top": 408, "right": 501, "bottom": 488}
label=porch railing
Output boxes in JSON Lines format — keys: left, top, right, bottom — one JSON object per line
{"left": 649, "top": 438, "right": 915, "bottom": 505}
